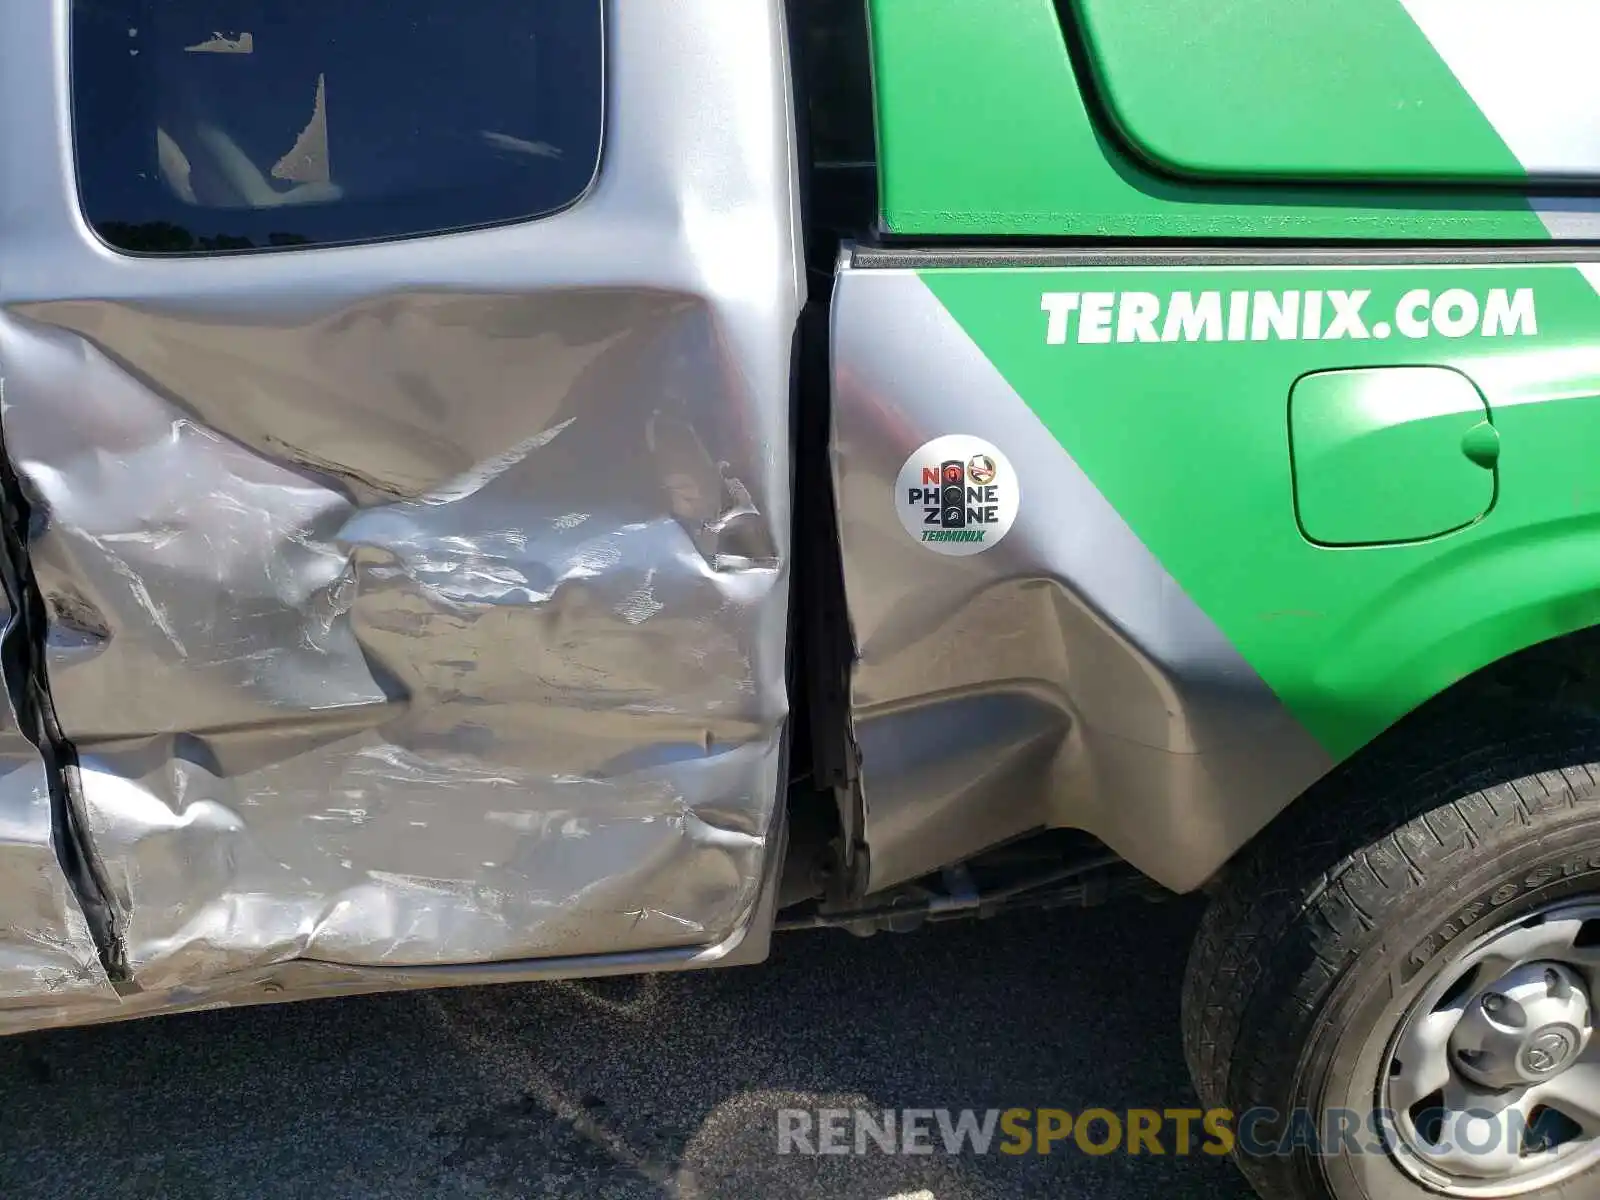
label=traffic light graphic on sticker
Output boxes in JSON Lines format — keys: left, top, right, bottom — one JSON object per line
{"left": 941, "top": 459, "right": 966, "bottom": 528}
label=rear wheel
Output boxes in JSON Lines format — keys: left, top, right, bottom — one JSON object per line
{"left": 1183, "top": 700, "right": 1600, "bottom": 1199}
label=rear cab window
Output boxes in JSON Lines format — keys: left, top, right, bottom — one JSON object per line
{"left": 71, "top": 0, "right": 604, "bottom": 253}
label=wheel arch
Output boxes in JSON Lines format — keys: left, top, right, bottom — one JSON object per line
{"left": 1205, "top": 618, "right": 1600, "bottom": 897}
{"left": 1287, "top": 515, "right": 1600, "bottom": 765}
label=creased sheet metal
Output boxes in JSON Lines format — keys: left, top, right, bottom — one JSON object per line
{"left": 0, "top": 287, "right": 783, "bottom": 991}
{"left": 0, "top": 1, "right": 801, "bottom": 1009}
{"left": 0, "top": 754, "right": 113, "bottom": 1010}
{"left": 830, "top": 267, "right": 1334, "bottom": 896}
{"left": 0, "top": 584, "right": 114, "bottom": 1010}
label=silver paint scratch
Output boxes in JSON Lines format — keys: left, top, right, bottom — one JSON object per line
{"left": 0, "top": 735, "right": 114, "bottom": 1010}
{"left": 0, "top": 0, "right": 803, "bottom": 1024}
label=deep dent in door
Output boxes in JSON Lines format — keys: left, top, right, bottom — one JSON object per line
{"left": 0, "top": 0, "right": 803, "bottom": 1028}
{"left": 0, "top": 458, "right": 113, "bottom": 1015}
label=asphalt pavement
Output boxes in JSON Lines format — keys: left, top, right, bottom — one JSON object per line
{"left": 0, "top": 896, "right": 1254, "bottom": 1199}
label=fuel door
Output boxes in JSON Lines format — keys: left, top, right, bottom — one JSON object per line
{"left": 1290, "top": 365, "right": 1499, "bottom": 546}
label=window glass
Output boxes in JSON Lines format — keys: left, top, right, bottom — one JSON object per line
{"left": 72, "top": 0, "right": 604, "bottom": 253}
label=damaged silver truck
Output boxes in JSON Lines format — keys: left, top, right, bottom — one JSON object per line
{"left": 15, "top": 2, "right": 1600, "bottom": 1196}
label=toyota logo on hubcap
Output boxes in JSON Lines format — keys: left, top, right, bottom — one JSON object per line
{"left": 1524, "top": 1029, "right": 1576, "bottom": 1075}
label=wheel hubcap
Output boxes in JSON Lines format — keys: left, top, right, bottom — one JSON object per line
{"left": 1449, "top": 962, "right": 1591, "bottom": 1089}
{"left": 1383, "top": 902, "right": 1600, "bottom": 1196}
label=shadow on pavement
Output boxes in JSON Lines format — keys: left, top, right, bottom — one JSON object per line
{"left": 0, "top": 897, "right": 1253, "bottom": 1199}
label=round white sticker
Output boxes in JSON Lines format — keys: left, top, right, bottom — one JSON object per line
{"left": 895, "top": 435, "right": 1019, "bottom": 557}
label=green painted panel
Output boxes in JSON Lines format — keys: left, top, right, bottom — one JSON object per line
{"left": 1068, "top": 0, "right": 1525, "bottom": 182}
{"left": 1289, "top": 367, "right": 1496, "bottom": 545}
{"left": 925, "top": 263, "right": 1600, "bottom": 759}
{"left": 868, "top": 0, "right": 1548, "bottom": 239}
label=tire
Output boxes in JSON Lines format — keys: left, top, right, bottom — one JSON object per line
{"left": 1182, "top": 694, "right": 1600, "bottom": 1200}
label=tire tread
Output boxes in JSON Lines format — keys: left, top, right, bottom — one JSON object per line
{"left": 1181, "top": 698, "right": 1600, "bottom": 1198}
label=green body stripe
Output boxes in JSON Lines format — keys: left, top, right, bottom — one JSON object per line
{"left": 925, "top": 263, "right": 1600, "bottom": 759}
